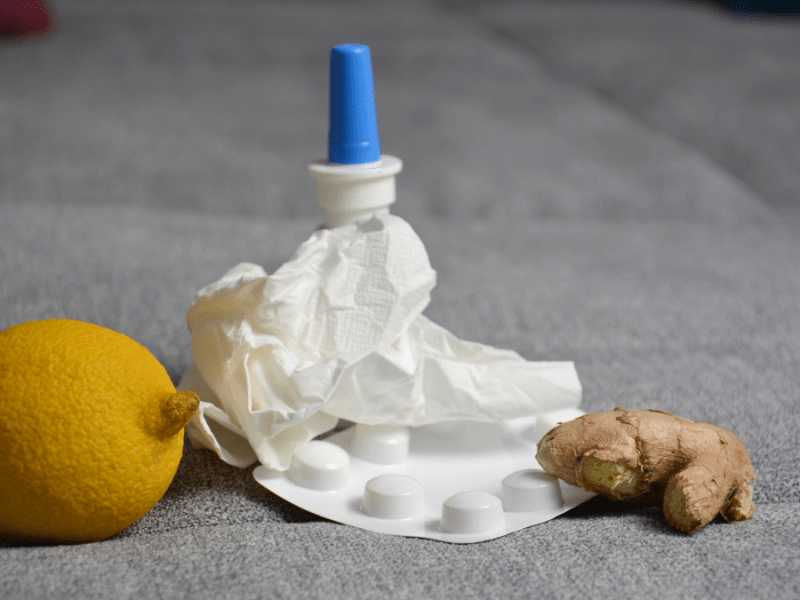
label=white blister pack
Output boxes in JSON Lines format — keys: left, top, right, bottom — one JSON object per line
{"left": 254, "top": 411, "right": 595, "bottom": 543}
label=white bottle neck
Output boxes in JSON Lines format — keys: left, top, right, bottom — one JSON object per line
{"left": 308, "top": 155, "right": 402, "bottom": 228}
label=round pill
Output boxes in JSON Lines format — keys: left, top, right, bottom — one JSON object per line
{"left": 440, "top": 491, "right": 506, "bottom": 535}
{"left": 362, "top": 474, "right": 424, "bottom": 520}
{"left": 288, "top": 440, "right": 350, "bottom": 491}
{"left": 501, "top": 470, "right": 564, "bottom": 512}
{"left": 350, "top": 423, "right": 410, "bottom": 464}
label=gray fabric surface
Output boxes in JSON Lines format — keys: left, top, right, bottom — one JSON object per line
{"left": 1, "top": 1, "right": 799, "bottom": 598}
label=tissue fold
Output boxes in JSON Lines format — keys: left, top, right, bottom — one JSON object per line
{"left": 179, "top": 214, "right": 581, "bottom": 470}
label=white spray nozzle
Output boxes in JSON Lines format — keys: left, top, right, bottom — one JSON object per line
{"left": 308, "top": 156, "right": 402, "bottom": 228}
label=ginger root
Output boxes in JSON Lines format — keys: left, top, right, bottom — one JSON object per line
{"left": 536, "top": 408, "right": 756, "bottom": 533}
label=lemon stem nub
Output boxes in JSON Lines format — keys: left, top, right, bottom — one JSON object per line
{"left": 158, "top": 391, "right": 200, "bottom": 438}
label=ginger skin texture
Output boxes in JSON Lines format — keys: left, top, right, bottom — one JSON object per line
{"left": 536, "top": 408, "right": 756, "bottom": 533}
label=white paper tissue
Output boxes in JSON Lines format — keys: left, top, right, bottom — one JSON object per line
{"left": 179, "top": 214, "right": 581, "bottom": 470}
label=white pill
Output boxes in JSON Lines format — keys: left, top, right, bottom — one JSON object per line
{"left": 288, "top": 440, "right": 350, "bottom": 491}
{"left": 350, "top": 423, "right": 410, "bottom": 464}
{"left": 362, "top": 474, "right": 424, "bottom": 520}
{"left": 501, "top": 470, "right": 564, "bottom": 512}
{"left": 440, "top": 491, "right": 506, "bottom": 535}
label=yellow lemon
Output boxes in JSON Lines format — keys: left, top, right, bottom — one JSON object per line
{"left": 0, "top": 319, "right": 198, "bottom": 544}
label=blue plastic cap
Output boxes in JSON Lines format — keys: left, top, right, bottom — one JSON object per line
{"left": 328, "top": 44, "right": 382, "bottom": 165}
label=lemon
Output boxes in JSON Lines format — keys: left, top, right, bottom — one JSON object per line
{"left": 0, "top": 319, "right": 198, "bottom": 544}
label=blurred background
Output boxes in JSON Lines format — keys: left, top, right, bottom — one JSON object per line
{"left": 2, "top": 0, "right": 799, "bottom": 225}
{"left": 1, "top": 2, "right": 799, "bottom": 597}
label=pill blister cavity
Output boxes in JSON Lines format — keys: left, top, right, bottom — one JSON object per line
{"left": 255, "top": 413, "right": 596, "bottom": 543}
{"left": 440, "top": 491, "right": 506, "bottom": 535}
{"left": 501, "top": 469, "right": 564, "bottom": 512}
{"left": 350, "top": 424, "right": 410, "bottom": 464}
{"left": 362, "top": 474, "right": 424, "bottom": 520}
{"left": 288, "top": 440, "right": 350, "bottom": 491}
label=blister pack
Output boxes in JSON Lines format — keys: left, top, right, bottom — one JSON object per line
{"left": 254, "top": 412, "right": 594, "bottom": 543}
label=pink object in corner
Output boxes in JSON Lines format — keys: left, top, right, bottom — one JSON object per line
{"left": 0, "top": 0, "right": 54, "bottom": 38}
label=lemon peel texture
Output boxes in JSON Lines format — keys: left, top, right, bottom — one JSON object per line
{"left": 0, "top": 319, "right": 199, "bottom": 544}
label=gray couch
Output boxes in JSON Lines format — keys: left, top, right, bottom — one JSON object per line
{"left": 2, "top": 1, "right": 798, "bottom": 598}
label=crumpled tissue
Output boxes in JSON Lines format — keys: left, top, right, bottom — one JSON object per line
{"left": 178, "top": 214, "right": 581, "bottom": 470}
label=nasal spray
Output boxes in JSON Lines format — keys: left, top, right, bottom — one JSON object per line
{"left": 308, "top": 44, "right": 403, "bottom": 228}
